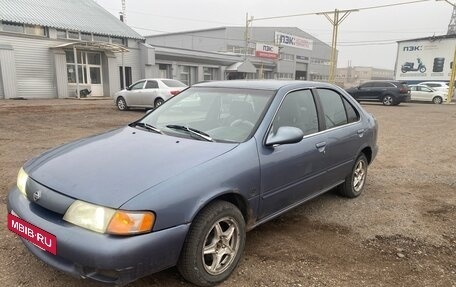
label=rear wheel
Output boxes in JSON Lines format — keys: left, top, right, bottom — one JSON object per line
{"left": 382, "top": 95, "right": 394, "bottom": 106}
{"left": 338, "top": 154, "right": 368, "bottom": 198}
{"left": 178, "top": 201, "right": 246, "bottom": 286}
{"left": 154, "top": 98, "right": 164, "bottom": 108}
{"left": 432, "top": 96, "right": 443, "bottom": 104}
{"left": 116, "top": 97, "right": 128, "bottom": 111}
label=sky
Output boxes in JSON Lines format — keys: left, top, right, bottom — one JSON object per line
{"left": 96, "top": 0, "right": 452, "bottom": 70}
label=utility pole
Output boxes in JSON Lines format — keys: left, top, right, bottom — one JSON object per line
{"left": 317, "top": 9, "right": 358, "bottom": 83}
{"left": 244, "top": 13, "right": 253, "bottom": 60}
{"left": 120, "top": 0, "right": 127, "bottom": 23}
{"left": 437, "top": 0, "right": 456, "bottom": 103}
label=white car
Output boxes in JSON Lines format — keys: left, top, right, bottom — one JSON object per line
{"left": 409, "top": 84, "right": 447, "bottom": 104}
{"left": 114, "top": 79, "right": 188, "bottom": 111}
{"left": 418, "top": 81, "right": 449, "bottom": 93}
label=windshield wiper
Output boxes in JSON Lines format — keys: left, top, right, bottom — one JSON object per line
{"left": 166, "top": 124, "right": 213, "bottom": 142}
{"left": 130, "top": 122, "right": 162, "bottom": 134}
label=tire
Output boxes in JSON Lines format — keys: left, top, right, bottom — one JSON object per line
{"left": 177, "top": 201, "right": 246, "bottom": 287}
{"left": 116, "top": 97, "right": 128, "bottom": 111}
{"left": 338, "top": 154, "right": 368, "bottom": 198}
{"left": 154, "top": 98, "right": 165, "bottom": 109}
{"left": 401, "top": 67, "right": 407, "bottom": 73}
{"left": 382, "top": 95, "right": 394, "bottom": 106}
{"left": 419, "top": 66, "right": 426, "bottom": 73}
{"left": 432, "top": 96, "right": 443, "bottom": 104}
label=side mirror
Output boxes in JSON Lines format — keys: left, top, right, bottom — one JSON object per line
{"left": 126, "top": 85, "right": 132, "bottom": 91}
{"left": 265, "top": 126, "right": 304, "bottom": 146}
{"left": 357, "top": 86, "right": 362, "bottom": 90}
{"left": 145, "top": 109, "right": 153, "bottom": 115}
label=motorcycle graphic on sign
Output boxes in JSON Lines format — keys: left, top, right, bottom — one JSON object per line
{"left": 401, "top": 58, "right": 426, "bottom": 73}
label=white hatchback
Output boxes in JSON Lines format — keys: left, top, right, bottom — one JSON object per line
{"left": 114, "top": 79, "right": 188, "bottom": 111}
{"left": 409, "top": 84, "right": 447, "bottom": 104}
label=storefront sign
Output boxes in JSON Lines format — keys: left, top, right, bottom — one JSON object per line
{"left": 275, "top": 32, "right": 313, "bottom": 50}
{"left": 255, "top": 43, "right": 279, "bottom": 59}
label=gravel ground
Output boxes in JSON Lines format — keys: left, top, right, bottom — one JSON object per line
{"left": 0, "top": 99, "right": 455, "bottom": 287}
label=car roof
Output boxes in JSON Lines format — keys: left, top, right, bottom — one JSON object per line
{"left": 192, "top": 80, "right": 334, "bottom": 91}
{"left": 419, "top": 82, "right": 447, "bottom": 85}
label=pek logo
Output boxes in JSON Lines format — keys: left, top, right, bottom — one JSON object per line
{"left": 279, "top": 35, "right": 295, "bottom": 45}
{"left": 262, "top": 45, "right": 274, "bottom": 52}
{"left": 403, "top": 46, "right": 422, "bottom": 52}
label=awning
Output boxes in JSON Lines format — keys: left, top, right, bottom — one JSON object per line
{"left": 52, "top": 41, "right": 129, "bottom": 53}
{"left": 226, "top": 60, "right": 256, "bottom": 73}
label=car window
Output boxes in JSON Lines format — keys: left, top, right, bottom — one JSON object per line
{"left": 421, "top": 87, "right": 432, "bottom": 92}
{"left": 410, "top": 86, "right": 417, "bottom": 91}
{"left": 426, "top": 83, "right": 438, "bottom": 88}
{"left": 130, "top": 81, "right": 145, "bottom": 90}
{"left": 145, "top": 81, "right": 159, "bottom": 89}
{"left": 342, "top": 97, "right": 359, "bottom": 123}
{"left": 360, "top": 82, "right": 373, "bottom": 88}
{"left": 373, "top": 82, "right": 395, "bottom": 88}
{"left": 161, "top": 79, "right": 187, "bottom": 88}
{"left": 271, "top": 89, "right": 319, "bottom": 136}
{"left": 144, "top": 87, "right": 274, "bottom": 143}
{"left": 317, "top": 89, "right": 348, "bottom": 129}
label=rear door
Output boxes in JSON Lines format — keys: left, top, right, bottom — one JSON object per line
{"left": 142, "top": 80, "right": 159, "bottom": 106}
{"left": 315, "top": 88, "right": 363, "bottom": 188}
{"left": 258, "top": 89, "right": 327, "bottom": 218}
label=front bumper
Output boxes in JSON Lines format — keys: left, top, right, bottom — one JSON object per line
{"left": 7, "top": 187, "right": 189, "bottom": 285}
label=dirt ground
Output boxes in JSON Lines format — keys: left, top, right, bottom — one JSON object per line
{"left": 0, "top": 99, "right": 455, "bottom": 287}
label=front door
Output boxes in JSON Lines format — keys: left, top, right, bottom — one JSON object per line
{"left": 86, "top": 53, "right": 103, "bottom": 97}
{"left": 258, "top": 89, "right": 326, "bottom": 218}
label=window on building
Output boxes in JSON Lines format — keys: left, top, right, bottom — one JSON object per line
{"left": 111, "top": 37, "right": 125, "bottom": 45}
{"left": 179, "top": 65, "right": 197, "bottom": 86}
{"left": 159, "top": 64, "right": 172, "bottom": 78}
{"left": 2, "top": 21, "right": 24, "bottom": 33}
{"left": 24, "top": 25, "right": 46, "bottom": 36}
{"left": 81, "top": 32, "right": 92, "bottom": 41}
{"left": 226, "top": 45, "right": 254, "bottom": 56}
{"left": 68, "top": 31, "right": 79, "bottom": 39}
{"left": 279, "top": 53, "right": 294, "bottom": 61}
{"left": 277, "top": 73, "right": 293, "bottom": 79}
{"left": 93, "top": 34, "right": 109, "bottom": 42}
{"left": 119, "top": 66, "right": 132, "bottom": 89}
{"left": 56, "top": 29, "right": 67, "bottom": 39}
{"left": 87, "top": 53, "right": 101, "bottom": 65}
{"left": 66, "top": 51, "right": 86, "bottom": 84}
{"left": 203, "top": 67, "right": 218, "bottom": 81}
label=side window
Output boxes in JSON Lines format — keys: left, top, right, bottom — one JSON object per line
{"left": 130, "top": 81, "right": 145, "bottom": 90}
{"left": 145, "top": 81, "right": 158, "bottom": 89}
{"left": 342, "top": 97, "right": 359, "bottom": 123}
{"left": 317, "top": 89, "right": 348, "bottom": 129}
{"left": 360, "top": 82, "right": 373, "bottom": 88}
{"left": 422, "top": 87, "right": 432, "bottom": 92}
{"left": 410, "top": 86, "right": 417, "bottom": 91}
{"left": 272, "top": 90, "right": 319, "bottom": 136}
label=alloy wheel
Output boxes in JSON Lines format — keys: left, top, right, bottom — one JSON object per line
{"left": 353, "top": 160, "right": 366, "bottom": 192}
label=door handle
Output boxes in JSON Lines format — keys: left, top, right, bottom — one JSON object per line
{"left": 357, "top": 129, "right": 365, "bottom": 137}
{"left": 315, "top": 142, "right": 326, "bottom": 153}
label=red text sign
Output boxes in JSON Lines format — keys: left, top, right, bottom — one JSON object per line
{"left": 8, "top": 213, "right": 57, "bottom": 255}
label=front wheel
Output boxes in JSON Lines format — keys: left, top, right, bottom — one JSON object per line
{"left": 382, "top": 95, "right": 394, "bottom": 106}
{"left": 338, "top": 154, "right": 368, "bottom": 198}
{"left": 432, "top": 96, "right": 443, "bottom": 104}
{"left": 419, "top": 66, "right": 426, "bottom": 73}
{"left": 178, "top": 201, "right": 246, "bottom": 286}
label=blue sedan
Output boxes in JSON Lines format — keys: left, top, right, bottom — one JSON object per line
{"left": 7, "top": 80, "right": 378, "bottom": 286}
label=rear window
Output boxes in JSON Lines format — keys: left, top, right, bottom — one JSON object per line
{"left": 162, "top": 80, "right": 187, "bottom": 88}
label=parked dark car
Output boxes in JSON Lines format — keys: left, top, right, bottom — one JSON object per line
{"left": 7, "top": 80, "right": 378, "bottom": 286}
{"left": 345, "top": 80, "right": 411, "bottom": 106}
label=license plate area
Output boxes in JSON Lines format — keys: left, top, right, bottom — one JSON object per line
{"left": 8, "top": 213, "right": 57, "bottom": 255}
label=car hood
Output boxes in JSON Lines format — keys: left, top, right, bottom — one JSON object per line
{"left": 24, "top": 127, "right": 237, "bottom": 208}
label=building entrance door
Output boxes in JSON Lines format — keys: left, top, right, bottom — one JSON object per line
{"left": 86, "top": 53, "right": 103, "bottom": 97}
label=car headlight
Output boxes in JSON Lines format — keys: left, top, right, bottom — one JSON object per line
{"left": 17, "top": 167, "right": 29, "bottom": 196}
{"left": 63, "top": 200, "right": 155, "bottom": 235}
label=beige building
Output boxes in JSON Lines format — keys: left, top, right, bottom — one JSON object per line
{"left": 336, "top": 66, "right": 394, "bottom": 88}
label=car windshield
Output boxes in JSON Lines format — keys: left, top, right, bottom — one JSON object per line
{"left": 161, "top": 79, "right": 187, "bottom": 88}
{"left": 141, "top": 87, "right": 275, "bottom": 143}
